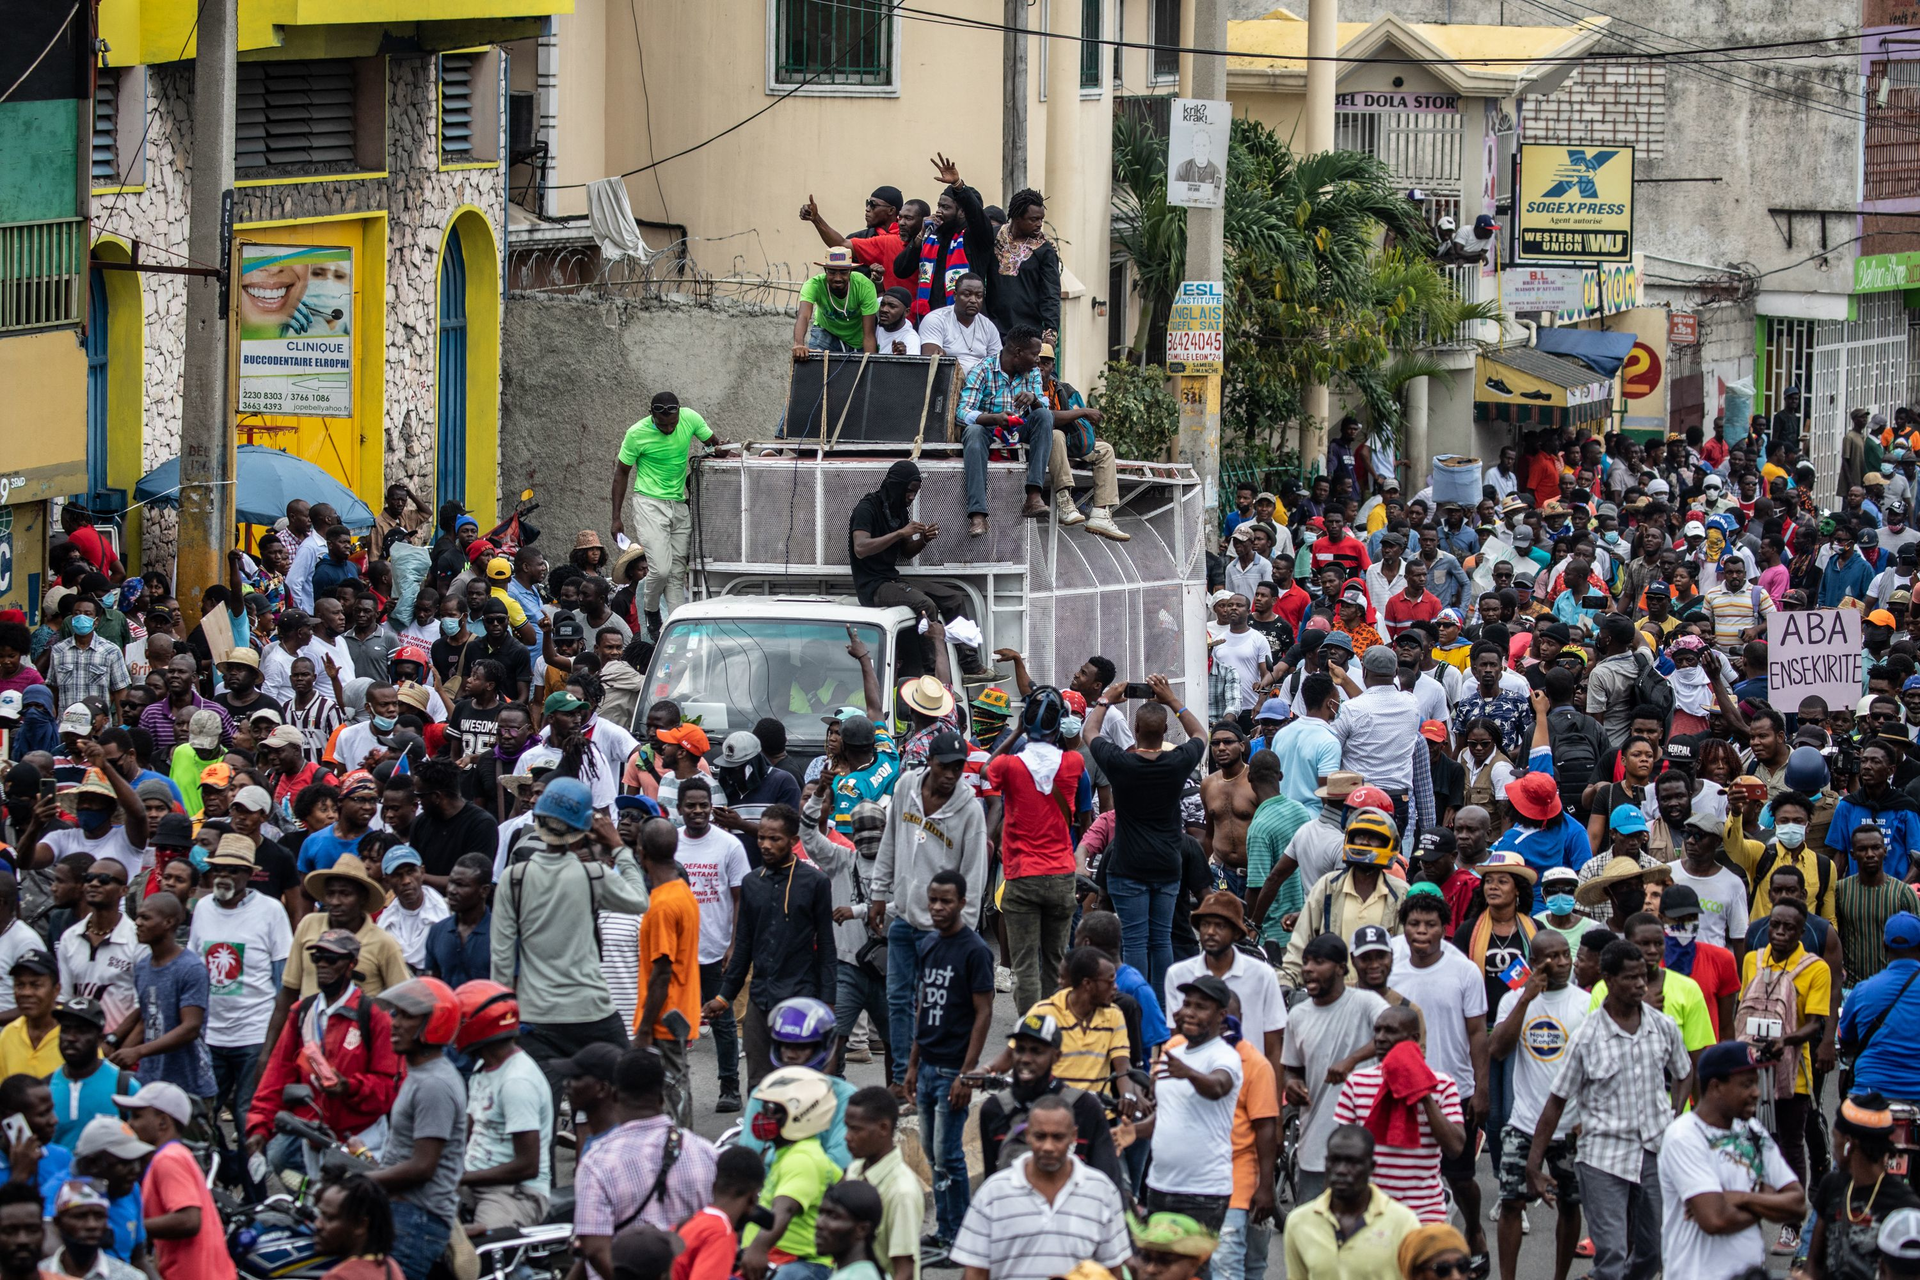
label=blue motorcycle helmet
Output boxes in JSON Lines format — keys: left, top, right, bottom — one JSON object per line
{"left": 767, "top": 996, "right": 837, "bottom": 1070}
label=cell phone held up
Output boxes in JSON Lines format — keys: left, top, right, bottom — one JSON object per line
{"left": 1122, "top": 682, "right": 1155, "bottom": 701}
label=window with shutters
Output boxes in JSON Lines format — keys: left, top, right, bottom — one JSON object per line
{"left": 92, "top": 77, "right": 118, "bottom": 185}
{"left": 89, "top": 67, "right": 145, "bottom": 191}
{"left": 235, "top": 59, "right": 367, "bottom": 176}
{"left": 1867, "top": 59, "right": 1920, "bottom": 202}
{"left": 1151, "top": 0, "right": 1181, "bottom": 83}
{"left": 1081, "top": 0, "right": 1102, "bottom": 91}
{"left": 441, "top": 54, "right": 476, "bottom": 161}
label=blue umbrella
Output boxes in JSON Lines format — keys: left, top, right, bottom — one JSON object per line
{"left": 135, "top": 445, "right": 376, "bottom": 529}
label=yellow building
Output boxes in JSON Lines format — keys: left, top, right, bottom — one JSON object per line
{"left": 86, "top": 0, "right": 569, "bottom": 572}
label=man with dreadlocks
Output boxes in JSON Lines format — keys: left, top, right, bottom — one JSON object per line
{"left": 991, "top": 188, "right": 1061, "bottom": 338}
{"left": 848, "top": 459, "right": 993, "bottom": 680}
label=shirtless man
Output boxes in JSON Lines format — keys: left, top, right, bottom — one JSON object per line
{"left": 1200, "top": 724, "right": 1257, "bottom": 894}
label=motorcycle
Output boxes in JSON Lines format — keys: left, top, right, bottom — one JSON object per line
{"left": 225, "top": 1110, "right": 355, "bottom": 1278}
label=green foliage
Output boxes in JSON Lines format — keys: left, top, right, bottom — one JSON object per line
{"left": 1108, "top": 114, "right": 1503, "bottom": 458}
{"left": 1089, "top": 360, "right": 1181, "bottom": 463}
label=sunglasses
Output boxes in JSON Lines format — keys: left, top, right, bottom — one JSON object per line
{"left": 82, "top": 874, "right": 125, "bottom": 886}
{"left": 1426, "top": 1263, "right": 1472, "bottom": 1279}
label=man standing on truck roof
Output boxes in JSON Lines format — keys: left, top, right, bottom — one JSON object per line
{"left": 609, "top": 391, "right": 731, "bottom": 643}
{"left": 848, "top": 460, "right": 995, "bottom": 682}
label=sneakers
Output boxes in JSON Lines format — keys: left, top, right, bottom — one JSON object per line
{"left": 921, "top": 1237, "right": 954, "bottom": 1269}
{"left": 994, "top": 965, "right": 1015, "bottom": 993}
{"left": 1083, "top": 508, "right": 1131, "bottom": 541}
{"left": 1775, "top": 1225, "right": 1801, "bottom": 1255}
{"left": 1055, "top": 490, "right": 1087, "bottom": 527}
{"left": 714, "top": 1085, "right": 741, "bottom": 1114}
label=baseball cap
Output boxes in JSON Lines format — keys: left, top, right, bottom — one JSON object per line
{"left": 58, "top": 703, "right": 92, "bottom": 736}
{"left": 1886, "top": 911, "right": 1920, "bottom": 949}
{"left": 553, "top": 1042, "right": 623, "bottom": 1084}
{"left": 1361, "top": 646, "right": 1399, "bottom": 677}
{"left": 1416, "top": 829, "right": 1458, "bottom": 859}
{"left": 52, "top": 996, "right": 106, "bottom": 1028}
{"left": 1420, "top": 720, "right": 1448, "bottom": 743}
{"left": 544, "top": 690, "right": 589, "bottom": 715}
{"left": 925, "top": 729, "right": 969, "bottom": 765}
{"left": 52, "top": 1179, "right": 110, "bottom": 1216}
{"left": 381, "top": 844, "right": 424, "bottom": 874}
{"left": 263, "top": 724, "right": 304, "bottom": 749}
{"left": 0, "top": 691, "right": 19, "bottom": 721}
{"left": 1683, "top": 810, "right": 1724, "bottom": 837}
{"left": 551, "top": 615, "right": 584, "bottom": 641}
{"left": 231, "top": 785, "right": 272, "bottom": 814}
{"left": 484, "top": 556, "right": 513, "bottom": 581}
{"left": 1541, "top": 866, "right": 1580, "bottom": 890}
{"left": 247, "top": 706, "right": 283, "bottom": 726}
{"left": 113, "top": 1080, "right": 193, "bottom": 1126}
{"left": 1011, "top": 1011, "right": 1064, "bottom": 1048}
{"left": 198, "top": 761, "right": 232, "bottom": 789}
{"left": 1608, "top": 803, "right": 1650, "bottom": 835}
{"left": 1175, "top": 973, "right": 1234, "bottom": 1009}
{"left": 187, "top": 708, "right": 224, "bottom": 751}
{"left": 73, "top": 1117, "right": 153, "bottom": 1160}
{"left": 151, "top": 813, "right": 195, "bottom": 849}
{"left": 1659, "top": 884, "right": 1703, "bottom": 918}
{"left": 1697, "top": 1041, "right": 1762, "bottom": 1086}
{"left": 1870, "top": 609, "right": 1898, "bottom": 627}
{"left": 9, "top": 950, "right": 56, "bottom": 979}
{"left": 1253, "top": 699, "right": 1288, "bottom": 723}
{"left": 1350, "top": 924, "right": 1392, "bottom": 957}
{"left": 308, "top": 928, "right": 363, "bottom": 958}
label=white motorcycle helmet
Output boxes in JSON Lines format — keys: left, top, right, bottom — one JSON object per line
{"left": 749, "top": 1067, "right": 838, "bottom": 1142}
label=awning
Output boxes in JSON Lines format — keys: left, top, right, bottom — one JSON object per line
{"left": 1475, "top": 346, "right": 1613, "bottom": 417}
{"left": 1532, "top": 327, "right": 1636, "bottom": 378}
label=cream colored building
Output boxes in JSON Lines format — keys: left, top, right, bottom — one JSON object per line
{"left": 506, "top": 0, "right": 1220, "bottom": 396}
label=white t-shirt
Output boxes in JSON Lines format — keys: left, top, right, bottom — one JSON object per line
{"left": 878, "top": 321, "right": 922, "bottom": 355}
{"left": 1494, "top": 983, "right": 1590, "bottom": 1139}
{"left": 1212, "top": 630, "right": 1270, "bottom": 713}
{"left": 677, "top": 828, "right": 752, "bottom": 965}
{"left": 1280, "top": 986, "right": 1386, "bottom": 1171}
{"left": 1146, "top": 1033, "right": 1242, "bottom": 1197}
{"left": 190, "top": 890, "right": 296, "bottom": 1047}
{"left": 1667, "top": 865, "right": 1750, "bottom": 950}
{"left": 57, "top": 914, "right": 147, "bottom": 1032}
{"left": 301, "top": 634, "right": 359, "bottom": 685}
{"left": 1659, "top": 1111, "right": 1797, "bottom": 1280}
{"left": 916, "top": 305, "right": 1002, "bottom": 374}
{"left": 1385, "top": 938, "right": 1488, "bottom": 1097}
{"left": 0, "top": 920, "right": 42, "bottom": 1018}
{"left": 377, "top": 885, "right": 450, "bottom": 968}
{"left": 1164, "top": 950, "right": 1287, "bottom": 1049}
{"left": 467, "top": 1048, "right": 554, "bottom": 1199}
{"left": 41, "top": 826, "right": 144, "bottom": 884}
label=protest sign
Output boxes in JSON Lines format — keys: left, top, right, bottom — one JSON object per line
{"left": 1767, "top": 608, "right": 1862, "bottom": 715}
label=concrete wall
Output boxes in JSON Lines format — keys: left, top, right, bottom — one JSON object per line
{"left": 499, "top": 293, "right": 794, "bottom": 542}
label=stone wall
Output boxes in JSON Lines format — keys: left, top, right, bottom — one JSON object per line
{"left": 104, "top": 54, "right": 505, "bottom": 570}
{"left": 1522, "top": 64, "right": 1668, "bottom": 160}
{"left": 499, "top": 294, "right": 794, "bottom": 542}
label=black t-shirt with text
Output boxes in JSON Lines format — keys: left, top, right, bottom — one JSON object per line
{"left": 448, "top": 699, "right": 503, "bottom": 759}
{"left": 913, "top": 927, "right": 995, "bottom": 1068}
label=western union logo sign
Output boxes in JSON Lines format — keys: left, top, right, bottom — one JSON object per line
{"left": 1514, "top": 143, "right": 1635, "bottom": 264}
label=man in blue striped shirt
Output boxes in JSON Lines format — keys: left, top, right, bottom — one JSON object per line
{"left": 955, "top": 325, "right": 1053, "bottom": 537}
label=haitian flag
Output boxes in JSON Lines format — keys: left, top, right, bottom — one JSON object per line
{"left": 1497, "top": 955, "right": 1532, "bottom": 990}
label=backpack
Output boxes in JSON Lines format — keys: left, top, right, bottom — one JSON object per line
{"left": 1546, "top": 707, "right": 1604, "bottom": 804}
{"left": 1733, "top": 951, "right": 1819, "bottom": 1100}
{"left": 1751, "top": 846, "right": 1831, "bottom": 919}
{"left": 507, "top": 856, "right": 606, "bottom": 961}
{"left": 1631, "top": 651, "right": 1675, "bottom": 720}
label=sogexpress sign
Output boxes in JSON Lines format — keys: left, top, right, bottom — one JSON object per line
{"left": 1514, "top": 144, "right": 1634, "bottom": 264}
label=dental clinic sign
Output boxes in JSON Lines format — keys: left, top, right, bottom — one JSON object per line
{"left": 1854, "top": 251, "right": 1920, "bottom": 293}
{"left": 236, "top": 243, "right": 355, "bottom": 418}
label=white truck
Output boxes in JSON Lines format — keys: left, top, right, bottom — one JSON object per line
{"left": 633, "top": 444, "right": 1209, "bottom": 754}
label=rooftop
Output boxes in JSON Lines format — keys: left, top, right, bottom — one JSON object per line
{"left": 1226, "top": 11, "right": 1608, "bottom": 96}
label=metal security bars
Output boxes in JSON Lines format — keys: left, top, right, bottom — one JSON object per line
{"left": 441, "top": 54, "right": 475, "bottom": 160}
{"left": 0, "top": 218, "right": 87, "bottom": 334}
{"left": 1081, "top": 0, "right": 1101, "bottom": 89}
{"left": 1151, "top": 0, "right": 1180, "bottom": 82}
{"left": 235, "top": 60, "right": 357, "bottom": 171}
{"left": 774, "top": 0, "right": 894, "bottom": 87}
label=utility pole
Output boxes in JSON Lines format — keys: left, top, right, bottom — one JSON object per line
{"left": 1003, "top": 0, "right": 1027, "bottom": 202}
{"left": 176, "top": 0, "right": 237, "bottom": 627}
{"left": 1177, "top": 0, "right": 1225, "bottom": 531}
{"left": 1300, "top": 0, "right": 1336, "bottom": 472}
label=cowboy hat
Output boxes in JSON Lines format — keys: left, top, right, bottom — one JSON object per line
{"left": 1474, "top": 850, "right": 1538, "bottom": 886}
{"left": 1574, "top": 856, "right": 1671, "bottom": 908}
{"left": 1315, "top": 771, "right": 1364, "bottom": 801}
{"left": 900, "top": 675, "right": 955, "bottom": 720}
{"left": 816, "top": 246, "right": 859, "bottom": 270}
{"left": 1190, "top": 890, "right": 1249, "bottom": 938}
{"left": 302, "top": 853, "right": 389, "bottom": 915}
{"left": 611, "top": 543, "right": 647, "bottom": 582}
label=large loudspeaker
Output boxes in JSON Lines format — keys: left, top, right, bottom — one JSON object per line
{"left": 781, "top": 353, "right": 962, "bottom": 444}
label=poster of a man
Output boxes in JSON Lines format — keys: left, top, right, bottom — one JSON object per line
{"left": 1168, "top": 97, "right": 1229, "bottom": 208}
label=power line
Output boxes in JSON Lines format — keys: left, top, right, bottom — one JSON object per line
{"left": 0, "top": 3, "right": 80, "bottom": 104}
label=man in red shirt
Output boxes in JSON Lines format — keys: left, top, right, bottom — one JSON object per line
{"left": 1525, "top": 432, "right": 1565, "bottom": 507}
{"left": 800, "top": 187, "right": 928, "bottom": 294}
{"left": 1270, "top": 555, "right": 1311, "bottom": 631}
{"left": 1307, "top": 511, "right": 1372, "bottom": 580}
{"left": 59, "top": 505, "right": 121, "bottom": 579}
{"left": 673, "top": 1146, "right": 767, "bottom": 1280}
{"left": 984, "top": 691, "right": 1085, "bottom": 1017}
{"left": 1415, "top": 829, "right": 1481, "bottom": 931}
{"left": 1383, "top": 560, "right": 1444, "bottom": 640}
{"left": 117, "top": 1081, "right": 238, "bottom": 1279}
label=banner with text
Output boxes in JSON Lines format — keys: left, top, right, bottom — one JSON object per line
{"left": 1768, "top": 608, "right": 1862, "bottom": 715}
{"left": 1514, "top": 143, "right": 1634, "bottom": 264}
{"left": 237, "top": 243, "right": 354, "bottom": 418}
{"left": 1166, "top": 281, "right": 1224, "bottom": 374}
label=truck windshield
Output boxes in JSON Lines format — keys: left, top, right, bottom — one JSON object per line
{"left": 636, "top": 618, "right": 885, "bottom": 749}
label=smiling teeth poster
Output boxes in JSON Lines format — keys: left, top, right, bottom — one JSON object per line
{"left": 237, "top": 243, "right": 354, "bottom": 417}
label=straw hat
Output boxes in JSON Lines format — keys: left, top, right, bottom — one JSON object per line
{"left": 302, "top": 853, "right": 389, "bottom": 914}
{"left": 1574, "top": 856, "right": 1671, "bottom": 908}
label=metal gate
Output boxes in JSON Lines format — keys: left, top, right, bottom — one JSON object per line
{"left": 1810, "top": 321, "right": 1844, "bottom": 496}
{"left": 1769, "top": 298, "right": 1910, "bottom": 497}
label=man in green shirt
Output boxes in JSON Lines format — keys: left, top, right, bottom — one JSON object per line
{"left": 1245, "top": 749, "right": 1312, "bottom": 945}
{"left": 793, "top": 246, "right": 879, "bottom": 359}
{"left": 609, "top": 391, "right": 730, "bottom": 638}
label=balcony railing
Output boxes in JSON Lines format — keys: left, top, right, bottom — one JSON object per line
{"left": 1, "top": 217, "right": 87, "bottom": 334}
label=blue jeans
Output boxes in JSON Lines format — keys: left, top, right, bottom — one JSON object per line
{"left": 962, "top": 402, "right": 1054, "bottom": 516}
{"left": 772, "top": 1264, "right": 830, "bottom": 1280}
{"left": 1484, "top": 1049, "right": 1515, "bottom": 1170}
{"left": 388, "top": 1199, "right": 453, "bottom": 1280}
{"left": 916, "top": 1064, "right": 972, "bottom": 1241}
{"left": 806, "top": 325, "right": 855, "bottom": 354}
{"left": 1215, "top": 1207, "right": 1272, "bottom": 1280}
{"left": 1108, "top": 874, "right": 1178, "bottom": 997}
{"left": 886, "top": 918, "right": 932, "bottom": 1085}
{"left": 209, "top": 1042, "right": 262, "bottom": 1126}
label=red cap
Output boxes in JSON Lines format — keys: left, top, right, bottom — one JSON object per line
{"left": 1507, "top": 771, "right": 1563, "bottom": 822}
{"left": 1061, "top": 690, "right": 1087, "bottom": 715}
{"left": 1420, "top": 720, "right": 1449, "bottom": 743}
{"left": 466, "top": 539, "right": 495, "bottom": 566}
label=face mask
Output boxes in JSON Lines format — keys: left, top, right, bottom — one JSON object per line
{"left": 1664, "top": 922, "right": 1698, "bottom": 945}
{"left": 1058, "top": 714, "right": 1084, "bottom": 738}
{"left": 749, "top": 1111, "right": 783, "bottom": 1142}
{"left": 441, "top": 617, "right": 462, "bottom": 638}
{"left": 188, "top": 846, "right": 210, "bottom": 873}
{"left": 76, "top": 808, "right": 111, "bottom": 834}
{"left": 69, "top": 615, "right": 95, "bottom": 636}
{"left": 372, "top": 714, "right": 397, "bottom": 732}
{"left": 1545, "top": 893, "right": 1577, "bottom": 917}
{"left": 1774, "top": 822, "right": 1807, "bottom": 849}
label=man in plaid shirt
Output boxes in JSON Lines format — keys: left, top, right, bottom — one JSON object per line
{"left": 956, "top": 324, "right": 1054, "bottom": 538}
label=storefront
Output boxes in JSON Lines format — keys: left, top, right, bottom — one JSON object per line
{"left": 1473, "top": 344, "right": 1616, "bottom": 431}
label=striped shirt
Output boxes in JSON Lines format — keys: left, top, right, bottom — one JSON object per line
{"left": 1332, "top": 1068, "right": 1461, "bottom": 1222}
{"left": 1027, "top": 990, "right": 1129, "bottom": 1096}
{"left": 138, "top": 694, "right": 233, "bottom": 760}
{"left": 574, "top": 1115, "right": 718, "bottom": 1240}
{"left": 1835, "top": 873, "right": 1920, "bottom": 982}
{"left": 283, "top": 694, "right": 342, "bottom": 766}
{"left": 949, "top": 1155, "right": 1131, "bottom": 1280}
{"left": 1547, "top": 1002, "right": 1691, "bottom": 1183}
{"left": 1703, "top": 584, "right": 1772, "bottom": 650}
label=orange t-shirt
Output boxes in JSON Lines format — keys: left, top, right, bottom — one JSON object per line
{"left": 145, "top": 1140, "right": 238, "bottom": 1279}
{"left": 1230, "top": 1039, "right": 1282, "bottom": 1211}
{"left": 636, "top": 878, "right": 703, "bottom": 1041}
